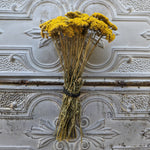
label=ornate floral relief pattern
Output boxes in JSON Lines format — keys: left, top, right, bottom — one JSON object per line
{"left": 0, "top": 0, "right": 149, "bottom": 22}
{"left": 0, "top": 92, "right": 31, "bottom": 109}
{"left": 0, "top": 46, "right": 61, "bottom": 73}
{"left": 0, "top": 92, "right": 63, "bottom": 119}
{"left": 0, "top": 0, "right": 27, "bottom": 10}
{"left": 141, "top": 128, "right": 150, "bottom": 139}
{"left": 0, "top": 56, "right": 31, "bottom": 72}
{"left": 25, "top": 119, "right": 56, "bottom": 149}
{"left": 25, "top": 27, "right": 52, "bottom": 48}
{"left": 25, "top": 28, "right": 41, "bottom": 39}
{"left": 113, "top": 58, "right": 150, "bottom": 72}
{"left": 119, "top": 94, "right": 150, "bottom": 112}
{"left": 25, "top": 117, "right": 119, "bottom": 149}
{"left": 0, "top": 0, "right": 65, "bottom": 19}
{"left": 141, "top": 30, "right": 150, "bottom": 40}
{"left": 119, "top": 0, "right": 150, "bottom": 12}
{"left": 81, "top": 118, "right": 119, "bottom": 149}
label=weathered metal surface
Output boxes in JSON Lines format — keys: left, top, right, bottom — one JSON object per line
{"left": 0, "top": 0, "right": 150, "bottom": 149}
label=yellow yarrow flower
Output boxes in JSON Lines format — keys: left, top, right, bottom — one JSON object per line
{"left": 39, "top": 11, "right": 117, "bottom": 42}
{"left": 65, "top": 11, "right": 82, "bottom": 18}
{"left": 92, "top": 12, "right": 117, "bottom": 31}
{"left": 69, "top": 18, "right": 89, "bottom": 27}
{"left": 88, "top": 16, "right": 108, "bottom": 32}
{"left": 92, "top": 12, "right": 109, "bottom": 21}
{"left": 62, "top": 25, "right": 75, "bottom": 37}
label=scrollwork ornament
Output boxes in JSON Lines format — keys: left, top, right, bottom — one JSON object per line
{"left": 80, "top": 139, "right": 90, "bottom": 150}
{"left": 81, "top": 116, "right": 90, "bottom": 129}
{"left": 53, "top": 141, "right": 69, "bottom": 150}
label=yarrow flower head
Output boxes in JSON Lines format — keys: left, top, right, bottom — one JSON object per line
{"left": 40, "top": 11, "right": 117, "bottom": 43}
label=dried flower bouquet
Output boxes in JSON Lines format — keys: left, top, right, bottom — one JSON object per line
{"left": 40, "top": 11, "right": 117, "bottom": 141}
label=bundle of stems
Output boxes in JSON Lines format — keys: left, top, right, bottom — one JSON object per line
{"left": 39, "top": 11, "right": 117, "bottom": 141}
{"left": 54, "top": 32, "right": 102, "bottom": 140}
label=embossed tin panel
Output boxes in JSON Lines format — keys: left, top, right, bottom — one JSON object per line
{"left": 0, "top": 0, "right": 150, "bottom": 150}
